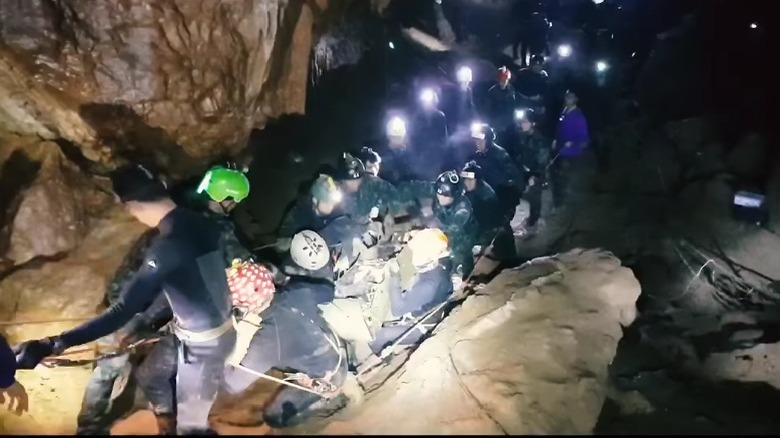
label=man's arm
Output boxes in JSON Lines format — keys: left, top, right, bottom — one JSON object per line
{"left": 277, "top": 201, "right": 303, "bottom": 238}
{"left": 57, "top": 249, "right": 170, "bottom": 349}
{"left": 219, "top": 222, "right": 252, "bottom": 264}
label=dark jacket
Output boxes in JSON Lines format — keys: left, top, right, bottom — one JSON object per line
{"left": 485, "top": 84, "right": 517, "bottom": 130}
{"left": 378, "top": 143, "right": 427, "bottom": 187}
{"left": 452, "top": 86, "right": 476, "bottom": 129}
{"left": 468, "top": 142, "right": 523, "bottom": 190}
{"left": 411, "top": 109, "right": 449, "bottom": 152}
{"left": 515, "top": 68, "right": 549, "bottom": 101}
{"left": 464, "top": 180, "right": 501, "bottom": 230}
{"left": 278, "top": 198, "right": 345, "bottom": 239}
{"left": 389, "top": 257, "right": 453, "bottom": 318}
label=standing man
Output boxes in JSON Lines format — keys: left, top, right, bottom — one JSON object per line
{"left": 485, "top": 67, "right": 517, "bottom": 135}
{"left": 551, "top": 90, "right": 590, "bottom": 208}
{"left": 14, "top": 164, "right": 237, "bottom": 435}
{"left": 468, "top": 123, "right": 524, "bottom": 220}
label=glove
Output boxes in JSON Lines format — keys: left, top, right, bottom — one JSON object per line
{"left": 334, "top": 254, "right": 351, "bottom": 278}
{"left": 13, "top": 338, "right": 58, "bottom": 370}
{"left": 275, "top": 237, "right": 292, "bottom": 252}
{"left": 367, "top": 221, "right": 384, "bottom": 239}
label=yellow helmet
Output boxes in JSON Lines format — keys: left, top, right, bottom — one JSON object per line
{"left": 407, "top": 228, "right": 449, "bottom": 267}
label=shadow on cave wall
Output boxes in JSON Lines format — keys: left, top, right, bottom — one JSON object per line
{"left": 0, "top": 150, "right": 41, "bottom": 272}
{"left": 78, "top": 103, "right": 196, "bottom": 179}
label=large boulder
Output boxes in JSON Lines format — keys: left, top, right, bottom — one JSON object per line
{"left": 314, "top": 249, "right": 641, "bottom": 435}
{"left": 0, "top": 0, "right": 322, "bottom": 177}
{"left": 0, "top": 206, "right": 147, "bottom": 435}
{"left": 0, "top": 140, "right": 106, "bottom": 267}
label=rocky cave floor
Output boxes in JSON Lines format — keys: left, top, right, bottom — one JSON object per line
{"left": 2, "top": 2, "right": 780, "bottom": 434}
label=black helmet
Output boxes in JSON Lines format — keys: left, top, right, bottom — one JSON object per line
{"left": 336, "top": 152, "right": 365, "bottom": 180}
{"left": 471, "top": 122, "right": 496, "bottom": 142}
{"left": 530, "top": 54, "right": 545, "bottom": 66}
{"left": 460, "top": 160, "right": 482, "bottom": 179}
{"left": 109, "top": 164, "right": 168, "bottom": 203}
{"left": 359, "top": 147, "right": 381, "bottom": 166}
{"left": 435, "top": 170, "right": 462, "bottom": 198}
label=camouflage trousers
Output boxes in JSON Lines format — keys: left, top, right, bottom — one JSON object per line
{"left": 76, "top": 331, "right": 131, "bottom": 435}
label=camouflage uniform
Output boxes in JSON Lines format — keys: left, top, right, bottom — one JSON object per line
{"left": 278, "top": 197, "right": 345, "bottom": 238}
{"left": 464, "top": 180, "right": 502, "bottom": 239}
{"left": 512, "top": 130, "right": 551, "bottom": 176}
{"left": 511, "top": 129, "right": 551, "bottom": 227}
{"left": 340, "top": 175, "right": 407, "bottom": 224}
{"left": 202, "top": 210, "right": 253, "bottom": 263}
{"left": 425, "top": 195, "right": 478, "bottom": 278}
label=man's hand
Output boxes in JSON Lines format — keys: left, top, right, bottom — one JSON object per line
{"left": 116, "top": 329, "right": 141, "bottom": 352}
{"left": 13, "top": 338, "right": 55, "bottom": 370}
{"left": 334, "top": 255, "right": 351, "bottom": 278}
{"left": 274, "top": 237, "right": 292, "bottom": 252}
{"left": 367, "top": 221, "right": 385, "bottom": 239}
{"left": 0, "top": 380, "right": 29, "bottom": 416}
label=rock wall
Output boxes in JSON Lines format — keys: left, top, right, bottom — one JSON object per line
{"left": 0, "top": 206, "right": 147, "bottom": 435}
{"left": 317, "top": 249, "right": 640, "bottom": 435}
{"left": 0, "top": 0, "right": 322, "bottom": 177}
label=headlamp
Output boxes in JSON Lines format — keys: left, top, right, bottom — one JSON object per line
{"left": 557, "top": 44, "right": 572, "bottom": 58}
{"left": 456, "top": 66, "right": 472, "bottom": 83}
{"left": 470, "top": 122, "right": 486, "bottom": 139}
{"left": 420, "top": 88, "right": 436, "bottom": 105}
{"left": 386, "top": 116, "right": 407, "bottom": 137}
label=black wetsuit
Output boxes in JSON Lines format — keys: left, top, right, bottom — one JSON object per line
{"left": 59, "top": 207, "right": 236, "bottom": 434}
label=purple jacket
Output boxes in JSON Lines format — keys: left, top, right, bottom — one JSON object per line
{"left": 0, "top": 334, "right": 16, "bottom": 389}
{"left": 556, "top": 107, "right": 589, "bottom": 158}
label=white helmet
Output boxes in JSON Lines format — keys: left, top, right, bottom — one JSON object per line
{"left": 291, "top": 230, "right": 330, "bottom": 271}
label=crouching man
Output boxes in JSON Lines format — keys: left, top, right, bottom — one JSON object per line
{"left": 369, "top": 228, "right": 454, "bottom": 355}
{"left": 220, "top": 234, "right": 347, "bottom": 429}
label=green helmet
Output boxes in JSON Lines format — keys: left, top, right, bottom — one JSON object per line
{"left": 196, "top": 166, "right": 250, "bottom": 203}
{"left": 310, "top": 174, "right": 342, "bottom": 204}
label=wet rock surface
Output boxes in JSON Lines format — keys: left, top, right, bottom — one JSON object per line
{"left": 0, "top": 0, "right": 321, "bottom": 176}
{"left": 293, "top": 249, "right": 641, "bottom": 435}
{"left": 1, "top": 141, "right": 104, "bottom": 267}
